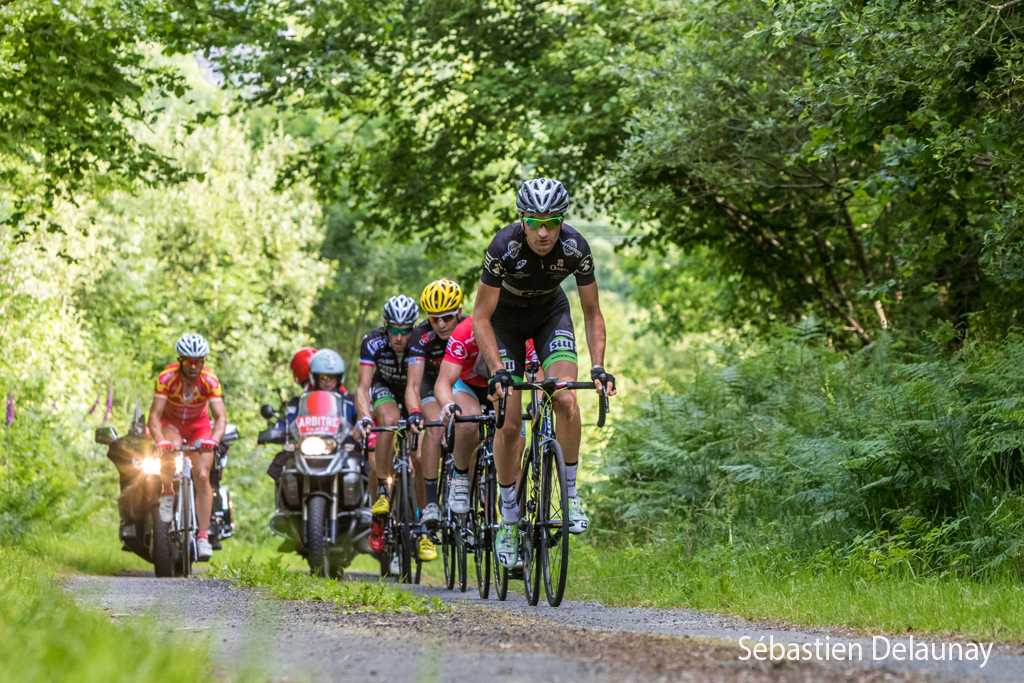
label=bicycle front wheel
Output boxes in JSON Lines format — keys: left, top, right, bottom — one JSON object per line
{"left": 472, "top": 460, "right": 493, "bottom": 599}
{"left": 540, "top": 441, "right": 570, "bottom": 606}
{"left": 391, "top": 469, "right": 414, "bottom": 583}
{"left": 439, "top": 459, "right": 456, "bottom": 590}
{"left": 520, "top": 449, "right": 541, "bottom": 606}
{"left": 176, "top": 480, "right": 194, "bottom": 578}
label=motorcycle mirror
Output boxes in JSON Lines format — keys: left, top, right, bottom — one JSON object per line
{"left": 260, "top": 404, "right": 277, "bottom": 420}
{"left": 94, "top": 426, "right": 118, "bottom": 445}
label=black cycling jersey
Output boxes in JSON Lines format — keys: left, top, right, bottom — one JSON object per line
{"left": 480, "top": 222, "right": 596, "bottom": 308}
{"left": 359, "top": 327, "right": 410, "bottom": 391}
{"left": 407, "top": 316, "right": 466, "bottom": 384}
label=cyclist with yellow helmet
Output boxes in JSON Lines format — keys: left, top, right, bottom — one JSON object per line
{"left": 406, "top": 279, "right": 467, "bottom": 544}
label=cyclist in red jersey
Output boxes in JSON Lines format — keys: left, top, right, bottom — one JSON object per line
{"left": 147, "top": 333, "right": 227, "bottom": 561}
{"left": 435, "top": 316, "right": 539, "bottom": 515}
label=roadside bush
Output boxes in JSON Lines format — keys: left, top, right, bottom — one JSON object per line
{"left": 592, "top": 321, "right": 1024, "bottom": 579}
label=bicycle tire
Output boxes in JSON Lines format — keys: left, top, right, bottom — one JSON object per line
{"left": 457, "top": 520, "right": 468, "bottom": 592}
{"left": 396, "top": 466, "right": 414, "bottom": 583}
{"left": 177, "top": 480, "right": 194, "bottom": 578}
{"left": 439, "top": 459, "right": 456, "bottom": 590}
{"left": 540, "top": 440, "right": 570, "bottom": 606}
{"left": 473, "top": 458, "right": 493, "bottom": 599}
{"left": 520, "top": 447, "right": 540, "bottom": 606}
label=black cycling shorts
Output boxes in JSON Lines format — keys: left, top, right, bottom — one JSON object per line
{"left": 489, "top": 288, "right": 577, "bottom": 380}
{"left": 419, "top": 375, "right": 438, "bottom": 404}
{"left": 370, "top": 380, "right": 403, "bottom": 409}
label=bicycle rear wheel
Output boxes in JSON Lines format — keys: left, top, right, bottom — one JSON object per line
{"left": 520, "top": 449, "right": 541, "bottom": 606}
{"left": 540, "top": 441, "right": 570, "bottom": 606}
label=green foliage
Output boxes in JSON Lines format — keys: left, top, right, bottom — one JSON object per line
{"left": 592, "top": 323, "right": 1024, "bottom": 578}
{"left": 0, "top": 111, "right": 327, "bottom": 537}
{"left": 613, "top": 0, "right": 1024, "bottom": 341}
{"left": 207, "top": 554, "right": 447, "bottom": 614}
{"left": 0, "top": 545, "right": 218, "bottom": 683}
{"left": 183, "top": 0, "right": 656, "bottom": 242}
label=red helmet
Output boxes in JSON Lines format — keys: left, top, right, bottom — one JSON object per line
{"left": 290, "top": 347, "right": 317, "bottom": 386}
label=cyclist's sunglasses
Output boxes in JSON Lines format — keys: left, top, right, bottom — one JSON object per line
{"left": 522, "top": 216, "right": 563, "bottom": 229}
{"left": 178, "top": 357, "right": 205, "bottom": 368}
{"left": 387, "top": 326, "right": 413, "bottom": 336}
{"left": 429, "top": 312, "right": 459, "bottom": 324}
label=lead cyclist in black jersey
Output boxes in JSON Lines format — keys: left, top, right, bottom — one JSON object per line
{"left": 472, "top": 177, "right": 617, "bottom": 568}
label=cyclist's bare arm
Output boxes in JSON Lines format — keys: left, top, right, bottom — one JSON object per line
{"left": 578, "top": 282, "right": 616, "bottom": 396}
{"left": 355, "top": 363, "right": 374, "bottom": 421}
{"left": 405, "top": 361, "right": 424, "bottom": 413}
{"left": 471, "top": 283, "right": 504, "bottom": 384}
{"left": 434, "top": 361, "right": 462, "bottom": 420}
{"left": 148, "top": 396, "right": 168, "bottom": 443}
{"left": 209, "top": 398, "right": 227, "bottom": 442}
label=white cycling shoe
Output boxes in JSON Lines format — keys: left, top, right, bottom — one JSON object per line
{"left": 448, "top": 472, "right": 471, "bottom": 514}
{"left": 568, "top": 496, "right": 589, "bottom": 535}
{"left": 196, "top": 537, "right": 214, "bottom": 561}
{"left": 421, "top": 502, "right": 441, "bottom": 524}
{"left": 389, "top": 554, "right": 401, "bottom": 576}
{"left": 158, "top": 495, "right": 175, "bottom": 523}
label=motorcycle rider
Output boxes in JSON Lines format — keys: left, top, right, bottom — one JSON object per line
{"left": 354, "top": 295, "right": 430, "bottom": 559}
{"left": 268, "top": 347, "right": 321, "bottom": 482}
{"left": 308, "top": 349, "right": 356, "bottom": 420}
{"left": 148, "top": 333, "right": 227, "bottom": 561}
{"left": 406, "top": 279, "right": 466, "bottom": 529}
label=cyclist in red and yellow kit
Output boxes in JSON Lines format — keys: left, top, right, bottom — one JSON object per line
{"left": 147, "top": 333, "right": 227, "bottom": 561}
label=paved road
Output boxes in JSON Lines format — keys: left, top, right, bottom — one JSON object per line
{"left": 67, "top": 572, "right": 1023, "bottom": 683}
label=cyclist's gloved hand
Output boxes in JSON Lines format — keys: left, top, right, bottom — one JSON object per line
{"left": 156, "top": 440, "right": 174, "bottom": 451}
{"left": 355, "top": 416, "right": 373, "bottom": 440}
{"left": 196, "top": 439, "right": 219, "bottom": 451}
{"left": 488, "top": 368, "right": 513, "bottom": 400}
{"left": 591, "top": 365, "right": 617, "bottom": 396}
{"left": 408, "top": 410, "right": 424, "bottom": 433}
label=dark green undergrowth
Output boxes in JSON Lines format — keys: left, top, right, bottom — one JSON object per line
{"left": 0, "top": 545, "right": 220, "bottom": 683}
{"left": 591, "top": 322, "right": 1024, "bottom": 581}
{"left": 207, "top": 554, "right": 447, "bottom": 614}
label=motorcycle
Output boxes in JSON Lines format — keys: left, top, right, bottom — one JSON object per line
{"left": 97, "top": 402, "right": 238, "bottom": 577}
{"left": 259, "top": 390, "right": 372, "bottom": 577}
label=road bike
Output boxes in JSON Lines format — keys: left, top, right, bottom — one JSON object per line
{"left": 367, "top": 419, "right": 442, "bottom": 584}
{"left": 441, "top": 411, "right": 502, "bottom": 598}
{"left": 500, "top": 361, "right": 609, "bottom": 606}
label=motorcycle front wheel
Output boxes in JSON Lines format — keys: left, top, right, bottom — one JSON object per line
{"left": 306, "top": 496, "right": 331, "bottom": 577}
{"left": 151, "top": 510, "right": 174, "bottom": 578}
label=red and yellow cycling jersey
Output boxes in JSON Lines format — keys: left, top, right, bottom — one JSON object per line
{"left": 154, "top": 363, "right": 223, "bottom": 424}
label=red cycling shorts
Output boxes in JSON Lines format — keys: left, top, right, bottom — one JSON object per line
{"left": 160, "top": 415, "right": 212, "bottom": 446}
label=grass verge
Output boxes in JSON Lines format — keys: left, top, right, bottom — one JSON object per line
{"left": 0, "top": 544, "right": 221, "bottom": 683}
{"left": 564, "top": 541, "right": 1024, "bottom": 641}
{"left": 207, "top": 553, "right": 448, "bottom": 614}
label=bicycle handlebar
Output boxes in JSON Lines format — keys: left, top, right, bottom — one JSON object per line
{"left": 494, "top": 379, "right": 609, "bottom": 428}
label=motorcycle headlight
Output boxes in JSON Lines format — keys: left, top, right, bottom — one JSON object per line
{"left": 301, "top": 436, "right": 328, "bottom": 455}
{"left": 140, "top": 456, "right": 161, "bottom": 475}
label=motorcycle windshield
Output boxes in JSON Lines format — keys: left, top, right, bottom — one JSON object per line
{"left": 291, "top": 391, "right": 353, "bottom": 439}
